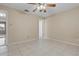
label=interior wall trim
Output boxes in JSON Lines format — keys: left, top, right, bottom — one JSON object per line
{"left": 8, "top": 38, "right": 36, "bottom": 46}
{"left": 46, "top": 37, "right": 79, "bottom": 47}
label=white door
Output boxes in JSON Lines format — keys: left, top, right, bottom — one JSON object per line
{"left": 39, "top": 19, "right": 45, "bottom": 40}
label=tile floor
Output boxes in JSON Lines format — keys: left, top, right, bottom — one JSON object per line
{"left": 0, "top": 39, "right": 79, "bottom": 56}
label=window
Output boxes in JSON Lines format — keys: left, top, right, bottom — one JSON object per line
{"left": 0, "top": 12, "right": 6, "bottom": 46}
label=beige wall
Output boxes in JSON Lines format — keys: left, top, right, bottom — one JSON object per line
{"left": 1, "top": 5, "right": 79, "bottom": 45}
{"left": 0, "top": 5, "right": 39, "bottom": 45}
{"left": 46, "top": 7, "right": 79, "bottom": 45}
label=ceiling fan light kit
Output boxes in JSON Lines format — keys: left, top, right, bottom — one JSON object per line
{"left": 25, "top": 3, "right": 56, "bottom": 13}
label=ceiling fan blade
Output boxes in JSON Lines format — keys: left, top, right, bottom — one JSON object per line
{"left": 33, "top": 8, "right": 37, "bottom": 12}
{"left": 24, "top": 9, "right": 29, "bottom": 12}
{"left": 44, "top": 9, "right": 46, "bottom": 13}
{"left": 47, "top": 4, "right": 56, "bottom": 7}
{"left": 39, "top": 10, "right": 42, "bottom": 12}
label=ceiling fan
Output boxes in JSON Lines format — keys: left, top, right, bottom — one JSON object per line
{"left": 24, "top": 3, "right": 56, "bottom": 13}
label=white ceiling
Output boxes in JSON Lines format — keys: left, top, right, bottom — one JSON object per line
{"left": 1, "top": 3, "right": 79, "bottom": 17}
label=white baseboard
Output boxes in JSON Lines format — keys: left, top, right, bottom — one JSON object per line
{"left": 46, "top": 38, "right": 79, "bottom": 46}
{"left": 8, "top": 38, "right": 36, "bottom": 46}
{"left": 8, "top": 37, "right": 79, "bottom": 47}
